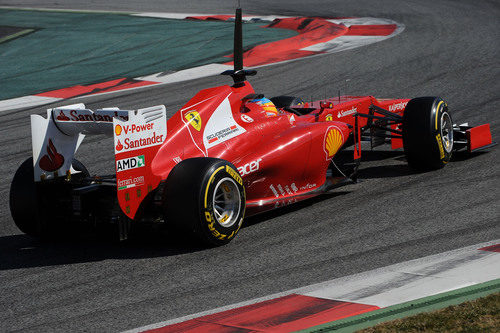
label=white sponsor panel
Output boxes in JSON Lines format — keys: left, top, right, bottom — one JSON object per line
{"left": 30, "top": 103, "right": 167, "bottom": 181}
{"left": 113, "top": 105, "right": 167, "bottom": 153}
{"left": 203, "top": 96, "right": 246, "bottom": 149}
{"left": 31, "top": 113, "right": 83, "bottom": 181}
{"left": 116, "top": 155, "right": 145, "bottom": 172}
{"left": 53, "top": 106, "right": 129, "bottom": 135}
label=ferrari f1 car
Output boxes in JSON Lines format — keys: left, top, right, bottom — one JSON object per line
{"left": 10, "top": 9, "right": 494, "bottom": 246}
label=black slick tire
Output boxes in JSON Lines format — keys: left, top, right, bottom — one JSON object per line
{"left": 163, "top": 158, "right": 245, "bottom": 246}
{"left": 402, "top": 97, "right": 454, "bottom": 170}
{"left": 9, "top": 157, "right": 89, "bottom": 237}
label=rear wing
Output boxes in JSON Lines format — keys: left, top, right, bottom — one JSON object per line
{"left": 31, "top": 103, "right": 167, "bottom": 218}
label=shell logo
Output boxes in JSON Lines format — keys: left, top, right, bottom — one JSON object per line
{"left": 115, "top": 124, "right": 122, "bottom": 136}
{"left": 325, "top": 128, "right": 343, "bottom": 158}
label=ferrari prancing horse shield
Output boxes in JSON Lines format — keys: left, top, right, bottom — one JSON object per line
{"left": 185, "top": 111, "right": 202, "bottom": 131}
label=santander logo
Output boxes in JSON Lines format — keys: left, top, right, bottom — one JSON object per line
{"left": 115, "top": 140, "right": 124, "bottom": 151}
{"left": 56, "top": 111, "right": 70, "bottom": 121}
{"left": 337, "top": 107, "right": 357, "bottom": 118}
{"left": 39, "top": 139, "right": 65, "bottom": 172}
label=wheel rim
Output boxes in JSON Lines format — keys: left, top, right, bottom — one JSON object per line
{"left": 212, "top": 177, "right": 241, "bottom": 228}
{"left": 440, "top": 112, "right": 453, "bottom": 153}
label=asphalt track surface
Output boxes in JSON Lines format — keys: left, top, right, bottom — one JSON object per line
{"left": 0, "top": 0, "right": 499, "bottom": 331}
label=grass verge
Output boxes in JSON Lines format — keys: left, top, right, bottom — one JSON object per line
{"left": 357, "top": 292, "right": 499, "bottom": 332}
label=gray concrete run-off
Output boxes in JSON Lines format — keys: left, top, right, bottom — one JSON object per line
{"left": 0, "top": 0, "right": 499, "bottom": 332}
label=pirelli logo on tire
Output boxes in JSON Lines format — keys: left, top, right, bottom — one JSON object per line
{"left": 436, "top": 134, "right": 445, "bottom": 159}
{"left": 225, "top": 165, "right": 243, "bottom": 185}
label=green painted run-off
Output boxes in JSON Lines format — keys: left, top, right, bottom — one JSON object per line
{"left": 0, "top": 9, "right": 297, "bottom": 100}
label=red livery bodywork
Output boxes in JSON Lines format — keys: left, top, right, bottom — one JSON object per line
{"left": 115, "top": 80, "right": 413, "bottom": 219}
{"left": 12, "top": 8, "right": 494, "bottom": 245}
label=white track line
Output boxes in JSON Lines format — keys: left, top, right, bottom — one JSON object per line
{"left": 0, "top": 96, "right": 62, "bottom": 111}
{"left": 123, "top": 239, "right": 500, "bottom": 333}
{"left": 303, "top": 242, "right": 500, "bottom": 307}
{"left": 137, "top": 64, "right": 232, "bottom": 84}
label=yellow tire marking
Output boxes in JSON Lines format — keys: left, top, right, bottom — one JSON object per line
{"left": 204, "top": 166, "right": 225, "bottom": 209}
{"left": 436, "top": 134, "right": 445, "bottom": 159}
{"left": 225, "top": 165, "right": 243, "bottom": 185}
{"left": 435, "top": 101, "right": 444, "bottom": 130}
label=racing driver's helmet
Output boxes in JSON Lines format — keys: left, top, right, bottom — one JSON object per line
{"left": 245, "top": 97, "right": 279, "bottom": 117}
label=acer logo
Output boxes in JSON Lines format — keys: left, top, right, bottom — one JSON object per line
{"left": 238, "top": 158, "right": 262, "bottom": 176}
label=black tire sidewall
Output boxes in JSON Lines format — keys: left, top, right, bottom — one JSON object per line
{"left": 199, "top": 163, "right": 245, "bottom": 246}
{"left": 164, "top": 158, "right": 245, "bottom": 246}
{"left": 9, "top": 158, "right": 42, "bottom": 236}
{"left": 9, "top": 158, "right": 89, "bottom": 237}
{"left": 402, "top": 97, "right": 452, "bottom": 170}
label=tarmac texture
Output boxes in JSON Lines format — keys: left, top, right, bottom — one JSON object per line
{"left": 0, "top": 0, "right": 498, "bottom": 331}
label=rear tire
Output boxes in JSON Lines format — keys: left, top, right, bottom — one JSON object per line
{"left": 163, "top": 158, "right": 245, "bottom": 246}
{"left": 402, "top": 97, "right": 453, "bottom": 170}
{"left": 9, "top": 157, "right": 89, "bottom": 237}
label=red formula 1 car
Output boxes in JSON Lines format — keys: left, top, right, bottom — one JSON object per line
{"left": 10, "top": 9, "right": 494, "bottom": 246}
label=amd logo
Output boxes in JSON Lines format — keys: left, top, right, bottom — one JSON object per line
{"left": 116, "top": 155, "right": 145, "bottom": 172}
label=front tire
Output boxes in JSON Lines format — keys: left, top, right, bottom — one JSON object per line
{"left": 163, "top": 158, "right": 245, "bottom": 246}
{"left": 402, "top": 97, "right": 453, "bottom": 170}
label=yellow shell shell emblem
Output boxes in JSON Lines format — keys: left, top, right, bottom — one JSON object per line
{"left": 325, "top": 128, "right": 343, "bottom": 158}
{"left": 184, "top": 111, "right": 202, "bottom": 131}
{"left": 114, "top": 124, "right": 122, "bottom": 136}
